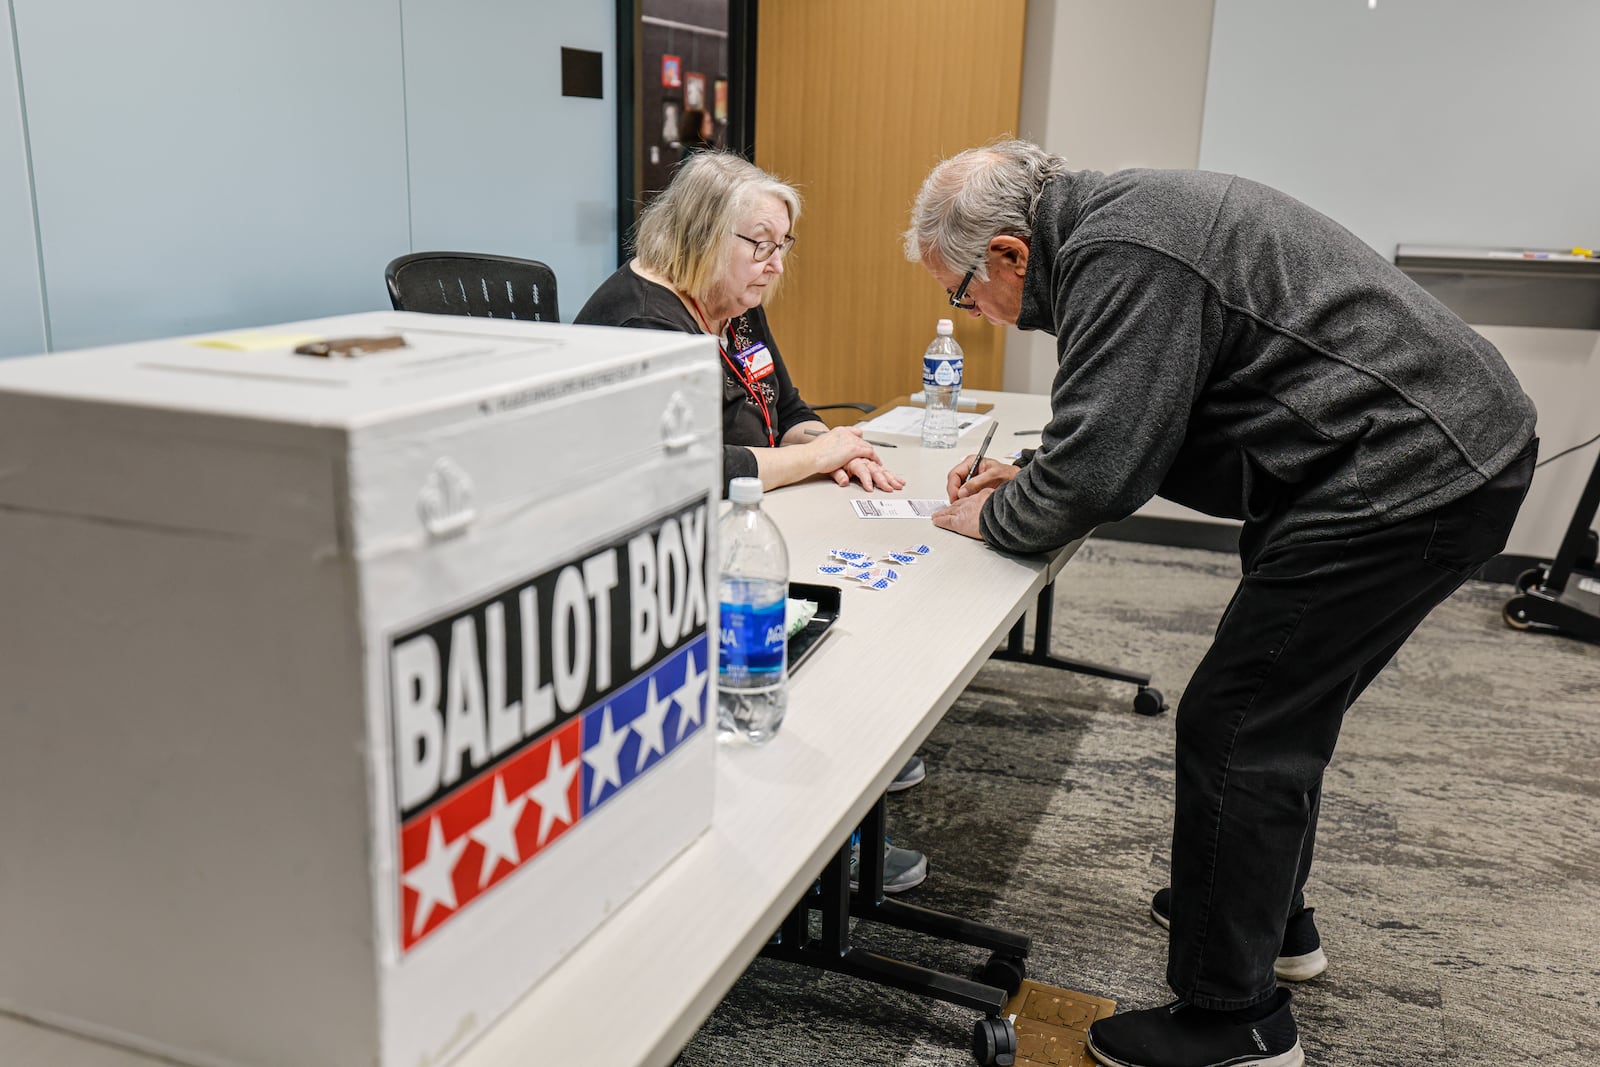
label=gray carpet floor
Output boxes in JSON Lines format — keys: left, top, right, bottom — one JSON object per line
{"left": 674, "top": 537, "right": 1600, "bottom": 1067}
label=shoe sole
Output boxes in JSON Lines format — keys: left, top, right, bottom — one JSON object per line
{"left": 849, "top": 857, "right": 929, "bottom": 895}
{"left": 1150, "top": 907, "right": 1328, "bottom": 982}
{"left": 1272, "top": 949, "right": 1327, "bottom": 982}
{"left": 886, "top": 768, "right": 926, "bottom": 793}
{"left": 1087, "top": 1034, "right": 1304, "bottom": 1067}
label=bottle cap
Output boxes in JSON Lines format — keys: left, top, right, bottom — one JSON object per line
{"left": 728, "top": 476, "right": 764, "bottom": 504}
{"left": 936, "top": 319, "right": 953, "bottom": 335}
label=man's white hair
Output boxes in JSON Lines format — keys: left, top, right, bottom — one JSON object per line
{"left": 903, "top": 140, "right": 1069, "bottom": 280}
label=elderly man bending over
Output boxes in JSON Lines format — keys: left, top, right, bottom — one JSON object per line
{"left": 906, "top": 140, "right": 1535, "bottom": 1067}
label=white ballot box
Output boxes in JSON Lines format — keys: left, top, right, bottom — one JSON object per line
{"left": 0, "top": 312, "right": 722, "bottom": 1067}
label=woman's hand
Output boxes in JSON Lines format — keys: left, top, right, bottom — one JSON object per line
{"left": 833, "top": 456, "right": 908, "bottom": 492}
{"left": 802, "top": 425, "right": 878, "bottom": 473}
{"left": 803, "top": 426, "right": 906, "bottom": 491}
{"left": 945, "top": 456, "right": 1018, "bottom": 502}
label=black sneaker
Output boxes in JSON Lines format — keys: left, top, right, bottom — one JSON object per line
{"left": 886, "top": 754, "right": 926, "bottom": 793}
{"left": 1087, "top": 989, "right": 1303, "bottom": 1067}
{"left": 1150, "top": 888, "right": 1327, "bottom": 982}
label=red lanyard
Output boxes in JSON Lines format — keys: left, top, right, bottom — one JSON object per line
{"left": 689, "top": 297, "right": 775, "bottom": 447}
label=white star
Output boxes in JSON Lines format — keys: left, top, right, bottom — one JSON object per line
{"left": 673, "top": 649, "right": 709, "bottom": 741}
{"left": 402, "top": 817, "right": 468, "bottom": 938}
{"left": 633, "top": 678, "right": 675, "bottom": 771}
{"left": 468, "top": 776, "right": 526, "bottom": 887}
{"left": 526, "top": 739, "right": 580, "bottom": 846}
{"left": 582, "top": 706, "right": 629, "bottom": 807}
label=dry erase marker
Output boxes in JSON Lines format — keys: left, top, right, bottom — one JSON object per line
{"left": 962, "top": 422, "right": 998, "bottom": 486}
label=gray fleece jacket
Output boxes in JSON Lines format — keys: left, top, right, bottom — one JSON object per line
{"left": 979, "top": 169, "right": 1537, "bottom": 557}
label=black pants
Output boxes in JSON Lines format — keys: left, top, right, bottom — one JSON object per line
{"left": 1166, "top": 443, "right": 1537, "bottom": 1009}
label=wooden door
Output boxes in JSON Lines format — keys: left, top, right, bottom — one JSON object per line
{"left": 754, "top": 0, "right": 1027, "bottom": 414}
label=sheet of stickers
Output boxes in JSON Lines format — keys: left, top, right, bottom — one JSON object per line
{"left": 816, "top": 543, "right": 933, "bottom": 591}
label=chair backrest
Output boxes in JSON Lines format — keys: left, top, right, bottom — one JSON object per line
{"left": 385, "top": 251, "right": 559, "bottom": 322}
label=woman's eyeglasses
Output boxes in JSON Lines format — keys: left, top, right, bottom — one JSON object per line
{"left": 735, "top": 233, "right": 796, "bottom": 262}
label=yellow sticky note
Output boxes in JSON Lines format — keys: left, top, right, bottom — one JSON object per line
{"left": 191, "top": 331, "right": 324, "bottom": 352}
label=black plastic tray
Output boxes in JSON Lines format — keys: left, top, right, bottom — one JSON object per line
{"left": 787, "top": 581, "right": 841, "bottom": 676}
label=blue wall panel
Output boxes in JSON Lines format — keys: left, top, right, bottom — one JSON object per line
{"left": 14, "top": 0, "right": 411, "bottom": 351}
{"left": 0, "top": 2, "right": 46, "bottom": 359}
{"left": 402, "top": 0, "right": 618, "bottom": 319}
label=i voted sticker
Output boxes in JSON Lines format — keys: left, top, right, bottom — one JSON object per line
{"left": 852, "top": 567, "right": 900, "bottom": 584}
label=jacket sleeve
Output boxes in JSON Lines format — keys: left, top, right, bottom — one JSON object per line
{"left": 980, "top": 242, "right": 1218, "bottom": 554}
{"left": 721, "top": 444, "right": 757, "bottom": 493}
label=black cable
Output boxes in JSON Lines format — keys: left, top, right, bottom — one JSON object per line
{"left": 1535, "top": 429, "right": 1600, "bottom": 470}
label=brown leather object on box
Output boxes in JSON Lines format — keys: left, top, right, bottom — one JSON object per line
{"left": 294, "top": 335, "right": 408, "bottom": 358}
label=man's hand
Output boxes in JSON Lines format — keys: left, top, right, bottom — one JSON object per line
{"left": 945, "top": 456, "right": 1019, "bottom": 503}
{"left": 931, "top": 487, "right": 993, "bottom": 540}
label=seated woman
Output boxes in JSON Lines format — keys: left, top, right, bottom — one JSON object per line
{"left": 575, "top": 151, "right": 905, "bottom": 497}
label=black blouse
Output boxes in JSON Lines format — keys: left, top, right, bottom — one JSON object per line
{"left": 574, "top": 264, "right": 820, "bottom": 487}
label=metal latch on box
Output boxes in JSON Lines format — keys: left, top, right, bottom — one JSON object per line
{"left": 661, "top": 390, "right": 696, "bottom": 453}
{"left": 418, "top": 457, "right": 476, "bottom": 538}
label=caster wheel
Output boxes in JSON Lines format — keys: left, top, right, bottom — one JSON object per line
{"left": 1503, "top": 599, "right": 1533, "bottom": 631}
{"left": 1133, "top": 686, "right": 1167, "bottom": 716}
{"left": 972, "top": 1015, "right": 1017, "bottom": 1066}
{"left": 1515, "top": 566, "right": 1545, "bottom": 594}
{"left": 978, "top": 951, "right": 1027, "bottom": 997}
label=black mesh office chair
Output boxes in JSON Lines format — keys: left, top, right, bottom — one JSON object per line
{"left": 386, "top": 250, "right": 873, "bottom": 422}
{"left": 385, "top": 251, "right": 559, "bottom": 322}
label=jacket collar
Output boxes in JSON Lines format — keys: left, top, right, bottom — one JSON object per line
{"left": 1016, "top": 171, "right": 1093, "bottom": 334}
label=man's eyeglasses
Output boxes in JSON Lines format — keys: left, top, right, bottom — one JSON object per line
{"left": 948, "top": 268, "right": 978, "bottom": 311}
{"left": 735, "top": 233, "right": 796, "bottom": 262}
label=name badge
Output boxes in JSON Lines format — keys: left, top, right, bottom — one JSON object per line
{"left": 739, "top": 342, "right": 775, "bottom": 381}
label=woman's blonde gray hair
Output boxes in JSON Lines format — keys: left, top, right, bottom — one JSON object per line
{"left": 634, "top": 151, "right": 801, "bottom": 305}
{"left": 903, "top": 140, "right": 1069, "bottom": 280}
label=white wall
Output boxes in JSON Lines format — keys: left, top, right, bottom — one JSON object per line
{"left": 1476, "top": 327, "right": 1600, "bottom": 557}
{"left": 1011, "top": 0, "right": 1224, "bottom": 528}
{"left": 1012, "top": 1, "right": 1600, "bottom": 553}
{"left": 1009, "top": 0, "right": 1216, "bottom": 396}
{"left": 1200, "top": 0, "right": 1600, "bottom": 260}
{"left": 0, "top": 0, "right": 616, "bottom": 359}
{"left": 1200, "top": 0, "right": 1600, "bottom": 557}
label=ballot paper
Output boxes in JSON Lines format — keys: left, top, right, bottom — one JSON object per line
{"left": 854, "top": 405, "right": 993, "bottom": 441}
{"left": 849, "top": 498, "right": 949, "bottom": 519}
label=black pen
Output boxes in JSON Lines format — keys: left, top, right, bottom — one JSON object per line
{"left": 803, "top": 428, "right": 897, "bottom": 448}
{"left": 962, "top": 422, "right": 998, "bottom": 486}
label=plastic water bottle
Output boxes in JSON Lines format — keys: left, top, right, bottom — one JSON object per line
{"left": 717, "top": 477, "right": 789, "bottom": 744}
{"left": 921, "top": 318, "right": 964, "bottom": 448}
